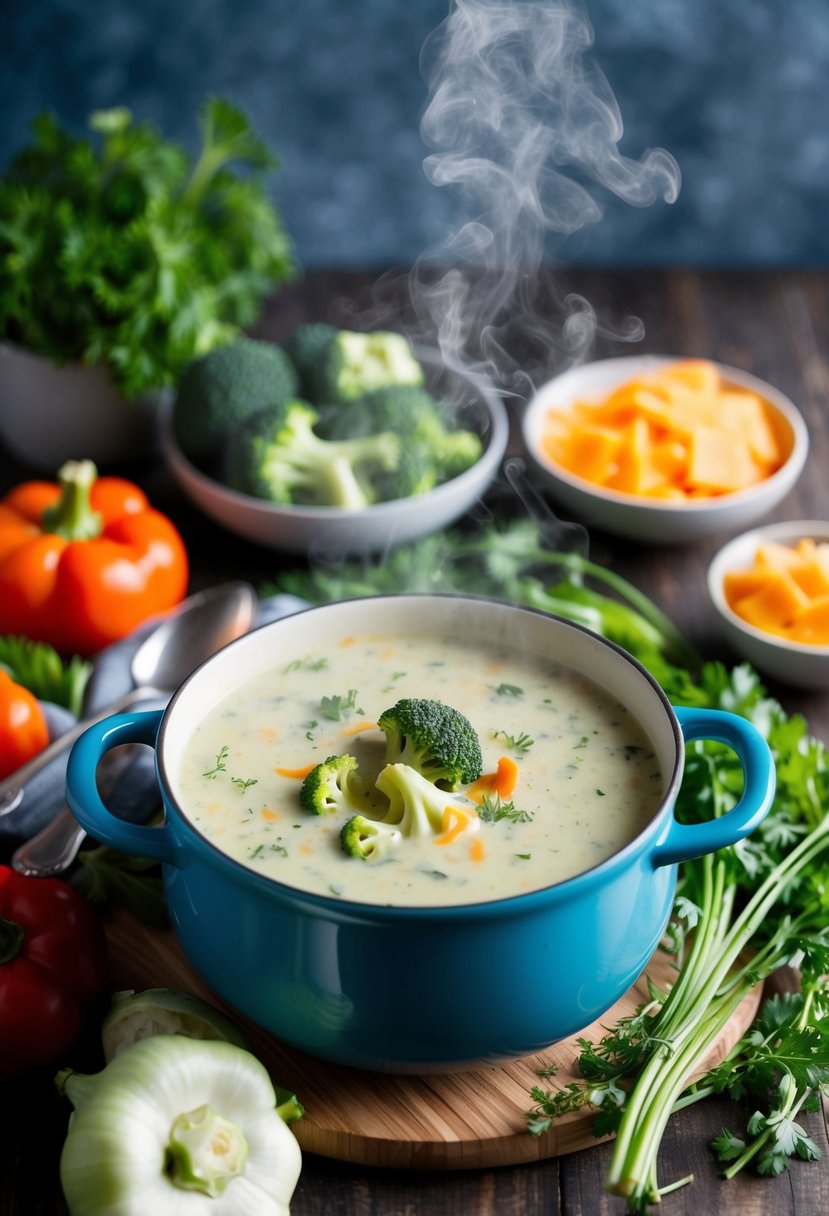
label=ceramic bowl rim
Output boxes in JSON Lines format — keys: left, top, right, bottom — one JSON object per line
{"left": 707, "top": 519, "right": 829, "bottom": 657}
{"left": 154, "top": 593, "right": 686, "bottom": 921}
{"left": 522, "top": 355, "right": 809, "bottom": 517}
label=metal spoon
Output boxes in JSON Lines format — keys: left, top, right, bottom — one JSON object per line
{"left": 7, "top": 581, "right": 258, "bottom": 876}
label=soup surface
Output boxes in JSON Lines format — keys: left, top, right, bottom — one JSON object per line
{"left": 174, "top": 631, "right": 665, "bottom": 906}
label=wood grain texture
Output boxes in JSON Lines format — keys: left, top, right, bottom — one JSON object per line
{"left": 105, "top": 909, "right": 761, "bottom": 1171}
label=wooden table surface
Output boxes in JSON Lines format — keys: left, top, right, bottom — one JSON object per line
{"left": 2, "top": 268, "right": 829, "bottom": 1215}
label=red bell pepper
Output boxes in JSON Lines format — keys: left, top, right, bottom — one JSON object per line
{"left": 0, "top": 865, "right": 108, "bottom": 1073}
{"left": 0, "top": 459, "right": 188, "bottom": 656}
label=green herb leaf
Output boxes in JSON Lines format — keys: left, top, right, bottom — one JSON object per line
{"left": 477, "top": 794, "right": 534, "bottom": 824}
{"left": 491, "top": 683, "right": 524, "bottom": 698}
{"left": 711, "top": 1128, "right": 746, "bottom": 1163}
{"left": 0, "top": 634, "right": 91, "bottom": 715}
{"left": 71, "top": 837, "right": 167, "bottom": 929}
{"left": 203, "top": 745, "right": 229, "bottom": 778}
{"left": 492, "top": 729, "right": 534, "bottom": 754}
{"left": 320, "top": 689, "right": 359, "bottom": 720}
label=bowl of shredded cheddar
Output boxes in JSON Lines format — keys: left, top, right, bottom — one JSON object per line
{"left": 708, "top": 519, "right": 829, "bottom": 689}
{"left": 522, "top": 356, "right": 809, "bottom": 544}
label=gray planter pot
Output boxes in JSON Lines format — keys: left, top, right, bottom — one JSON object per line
{"left": 0, "top": 343, "right": 167, "bottom": 471}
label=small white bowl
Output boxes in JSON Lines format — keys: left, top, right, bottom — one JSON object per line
{"left": 161, "top": 356, "right": 509, "bottom": 557}
{"left": 522, "top": 356, "right": 809, "bottom": 544}
{"left": 707, "top": 520, "right": 829, "bottom": 690}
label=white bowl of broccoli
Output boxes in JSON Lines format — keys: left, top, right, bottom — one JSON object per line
{"left": 162, "top": 327, "right": 510, "bottom": 556}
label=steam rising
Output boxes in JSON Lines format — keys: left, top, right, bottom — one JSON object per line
{"left": 319, "top": 0, "right": 682, "bottom": 564}
{"left": 404, "top": 0, "right": 680, "bottom": 395}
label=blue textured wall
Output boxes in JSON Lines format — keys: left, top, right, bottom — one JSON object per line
{"left": 3, "top": 0, "right": 828, "bottom": 268}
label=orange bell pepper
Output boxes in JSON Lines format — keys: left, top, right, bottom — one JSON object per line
{"left": 0, "top": 460, "right": 188, "bottom": 656}
{"left": 0, "top": 669, "right": 50, "bottom": 780}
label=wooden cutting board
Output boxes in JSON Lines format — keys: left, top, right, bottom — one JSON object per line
{"left": 105, "top": 910, "right": 761, "bottom": 1170}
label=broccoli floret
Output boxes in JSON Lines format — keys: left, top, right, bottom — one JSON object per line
{"left": 387, "top": 409, "right": 482, "bottom": 498}
{"left": 174, "top": 338, "right": 299, "bottom": 465}
{"left": 321, "top": 385, "right": 484, "bottom": 500}
{"left": 224, "top": 399, "right": 401, "bottom": 509}
{"left": 390, "top": 391, "right": 483, "bottom": 481}
{"left": 340, "top": 814, "right": 402, "bottom": 860}
{"left": 437, "top": 427, "right": 485, "bottom": 478}
{"left": 377, "top": 698, "right": 482, "bottom": 790}
{"left": 375, "top": 763, "right": 480, "bottom": 840}
{"left": 285, "top": 323, "right": 338, "bottom": 399}
{"left": 311, "top": 330, "right": 424, "bottom": 404}
{"left": 318, "top": 386, "right": 440, "bottom": 440}
{"left": 299, "top": 754, "right": 376, "bottom": 816}
{"left": 340, "top": 765, "right": 480, "bottom": 854}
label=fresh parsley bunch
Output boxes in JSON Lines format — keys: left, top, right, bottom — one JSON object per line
{"left": 0, "top": 99, "right": 295, "bottom": 396}
{"left": 527, "top": 660, "right": 829, "bottom": 1211}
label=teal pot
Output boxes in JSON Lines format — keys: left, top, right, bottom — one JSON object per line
{"left": 0, "top": 343, "right": 165, "bottom": 471}
{"left": 65, "top": 596, "right": 775, "bottom": 1073}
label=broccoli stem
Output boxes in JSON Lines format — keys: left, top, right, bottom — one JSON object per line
{"left": 321, "top": 454, "right": 373, "bottom": 511}
{"left": 313, "top": 436, "right": 399, "bottom": 510}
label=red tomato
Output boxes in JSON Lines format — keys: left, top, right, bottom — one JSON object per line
{"left": 0, "top": 670, "right": 50, "bottom": 780}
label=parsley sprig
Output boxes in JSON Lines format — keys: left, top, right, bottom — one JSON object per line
{"left": 202, "top": 745, "right": 229, "bottom": 779}
{"left": 493, "top": 729, "right": 534, "bottom": 755}
{"left": 477, "top": 793, "right": 533, "bottom": 824}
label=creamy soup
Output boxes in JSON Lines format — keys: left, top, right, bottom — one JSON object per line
{"left": 174, "top": 631, "right": 665, "bottom": 907}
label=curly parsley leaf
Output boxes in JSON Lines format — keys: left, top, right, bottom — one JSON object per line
{"left": 477, "top": 794, "right": 533, "bottom": 824}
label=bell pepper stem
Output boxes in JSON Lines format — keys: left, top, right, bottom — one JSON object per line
{"left": 41, "top": 461, "right": 104, "bottom": 541}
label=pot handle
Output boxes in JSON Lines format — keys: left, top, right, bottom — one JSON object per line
{"left": 651, "top": 706, "right": 775, "bottom": 868}
{"left": 65, "top": 709, "right": 184, "bottom": 868}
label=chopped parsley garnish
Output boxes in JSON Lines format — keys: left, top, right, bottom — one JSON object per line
{"left": 284, "top": 656, "right": 329, "bottom": 673}
{"left": 203, "top": 745, "right": 229, "bottom": 779}
{"left": 478, "top": 794, "right": 534, "bottom": 824}
{"left": 248, "top": 838, "right": 288, "bottom": 860}
{"left": 320, "top": 688, "right": 360, "bottom": 720}
{"left": 231, "top": 776, "right": 258, "bottom": 792}
{"left": 493, "top": 729, "right": 534, "bottom": 755}
{"left": 491, "top": 683, "right": 524, "bottom": 698}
